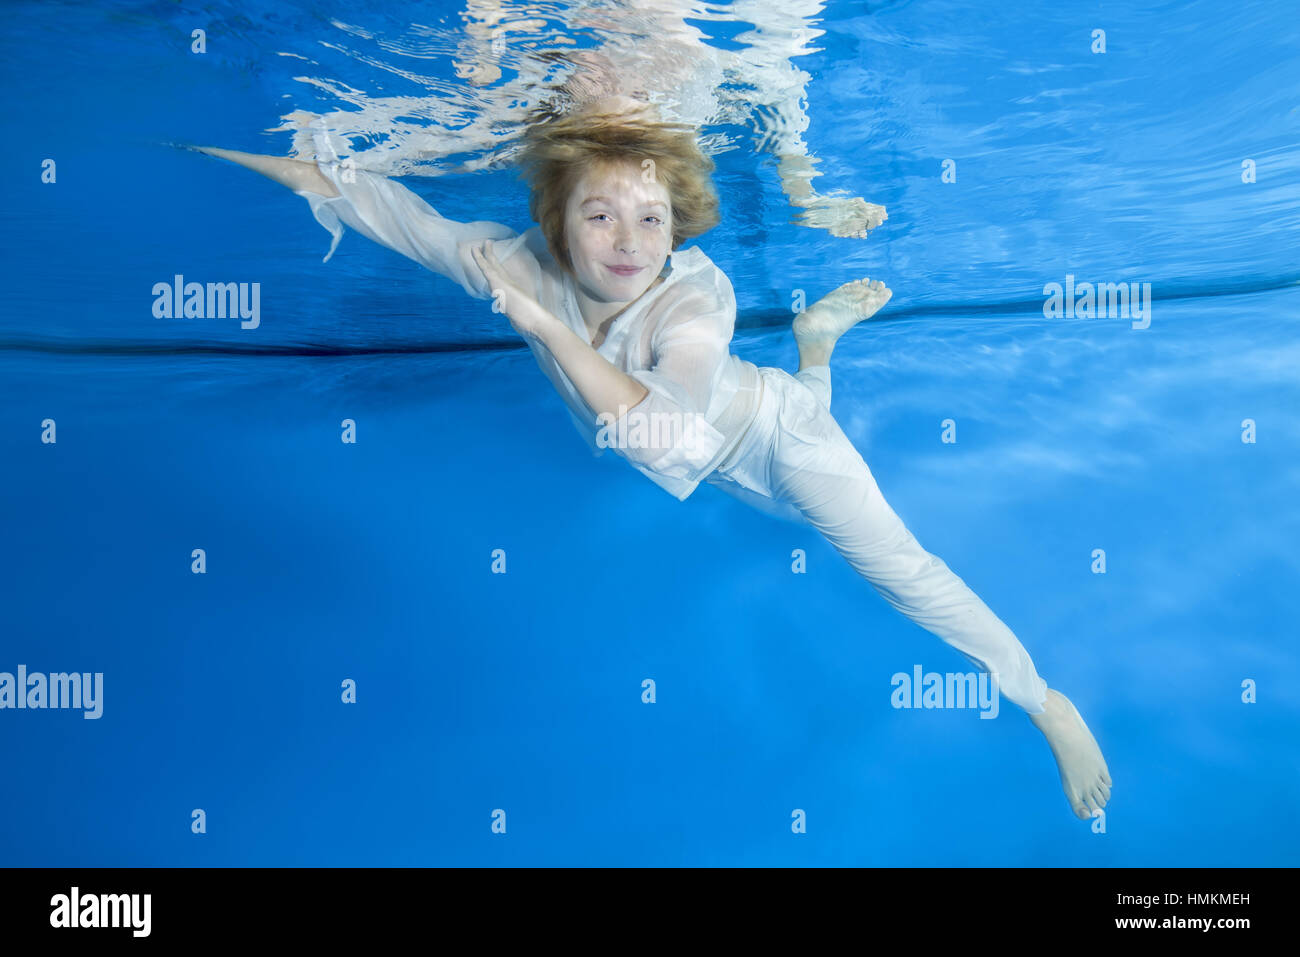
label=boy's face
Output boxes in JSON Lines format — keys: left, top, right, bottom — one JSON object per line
{"left": 563, "top": 159, "right": 673, "bottom": 305}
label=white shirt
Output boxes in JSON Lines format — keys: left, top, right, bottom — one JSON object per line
{"left": 298, "top": 163, "right": 762, "bottom": 500}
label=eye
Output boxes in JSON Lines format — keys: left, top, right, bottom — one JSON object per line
{"left": 643, "top": 216, "right": 663, "bottom": 225}
{"left": 588, "top": 213, "right": 611, "bottom": 222}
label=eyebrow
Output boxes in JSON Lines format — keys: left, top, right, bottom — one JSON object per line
{"left": 580, "top": 196, "right": 668, "bottom": 211}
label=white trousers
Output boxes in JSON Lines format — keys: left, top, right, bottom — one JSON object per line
{"left": 709, "top": 364, "right": 1049, "bottom": 715}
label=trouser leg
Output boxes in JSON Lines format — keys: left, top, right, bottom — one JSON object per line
{"left": 795, "top": 364, "right": 831, "bottom": 410}
{"left": 770, "top": 385, "right": 1048, "bottom": 714}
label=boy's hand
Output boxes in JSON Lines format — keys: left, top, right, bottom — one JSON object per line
{"left": 469, "top": 239, "right": 555, "bottom": 340}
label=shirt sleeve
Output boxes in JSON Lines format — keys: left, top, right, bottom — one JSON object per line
{"left": 295, "top": 158, "right": 536, "bottom": 301}
{"left": 600, "top": 285, "right": 734, "bottom": 482}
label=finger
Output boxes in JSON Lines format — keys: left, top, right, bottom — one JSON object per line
{"left": 470, "top": 242, "right": 494, "bottom": 271}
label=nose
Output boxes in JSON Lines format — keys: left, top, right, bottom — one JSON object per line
{"left": 615, "top": 226, "right": 637, "bottom": 256}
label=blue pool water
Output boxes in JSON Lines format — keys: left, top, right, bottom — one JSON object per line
{"left": 1, "top": 0, "right": 1297, "bottom": 866}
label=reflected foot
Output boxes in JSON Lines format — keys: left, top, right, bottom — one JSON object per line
{"left": 794, "top": 194, "right": 888, "bottom": 238}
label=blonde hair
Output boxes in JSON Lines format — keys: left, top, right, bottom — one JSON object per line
{"left": 515, "top": 103, "right": 721, "bottom": 276}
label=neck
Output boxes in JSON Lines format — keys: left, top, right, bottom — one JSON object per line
{"left": 572, "top": 272, "right": 666, "bottom": 337}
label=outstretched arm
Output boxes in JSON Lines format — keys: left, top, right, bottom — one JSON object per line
{"left": 192, "top": 144, "right": 533, "bottom": 299}
{"left": 193, "top": 146, "right": 339, "bottom": 197}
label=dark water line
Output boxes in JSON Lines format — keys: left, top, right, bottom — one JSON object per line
{"left": 741, "top": 273, "right": 1300, "bottom": 331}
{"left": 3, "top": 274, "right": 1296, "bottom": 358}
{"left": 0, "top": 338, "right": 524, "bottom": 358}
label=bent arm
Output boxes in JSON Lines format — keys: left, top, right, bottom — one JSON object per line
{"left": 533, "top": 317, "right": 649, "bottom": 423}
{"left": 539, "top": 290, "right": 732, "bottom": 481}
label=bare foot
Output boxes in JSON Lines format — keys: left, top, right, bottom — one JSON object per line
{"left": 1028, "top": 688, "right": 1113, "bottom": 820}
{"left": 794, "top": 194, "right": 888, "bottom": 239}
{"left": 793, "top": 278, "right": 892, "bottom": 350}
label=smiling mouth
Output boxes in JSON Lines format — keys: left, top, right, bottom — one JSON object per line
{"left": 606, "top": 265, "right": 643, "bottom": 276}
